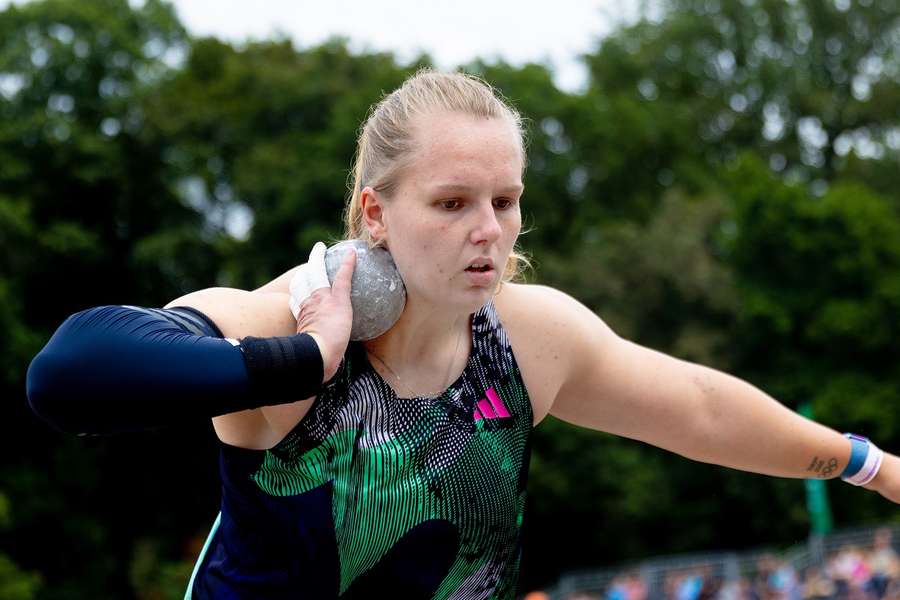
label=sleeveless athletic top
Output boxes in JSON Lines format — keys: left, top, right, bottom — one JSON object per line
{"left": 185, "top": 300, "right": 533, "bottom": 599}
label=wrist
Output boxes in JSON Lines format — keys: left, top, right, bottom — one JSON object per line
{"left": 863, "top": 453, "right": 895, "bottom": 493}
{"left": 304, "top": 332, "right": 332, "bottom": 383}
{"left": 239, "top": 333, "right": 324, "bottom": 397}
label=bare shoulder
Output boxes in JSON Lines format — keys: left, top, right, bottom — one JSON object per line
{"left": 493, "top": 282, "right": 615, "bottom": 425}
{"left": 493, "top": 282, "right": 598, "bottom": 324}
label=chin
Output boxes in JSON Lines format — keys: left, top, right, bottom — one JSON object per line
{"left": 409, "top": 276, "right": 500, "bottom": 311}
{"left": 459, "top": 285, "right": 499, "bottom": 311}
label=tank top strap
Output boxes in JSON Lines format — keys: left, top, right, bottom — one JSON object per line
{"left": 464, "top": 299, "right": 533, "bottom": 428}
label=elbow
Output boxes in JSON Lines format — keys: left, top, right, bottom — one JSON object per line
{"left": 679, "top": 370, "right": 732, "bottom": 464}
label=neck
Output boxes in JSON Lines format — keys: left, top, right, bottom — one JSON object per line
{"left": 363, "top": 294, "right": 475, "bottom": 369}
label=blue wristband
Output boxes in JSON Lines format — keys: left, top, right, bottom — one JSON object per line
{"left": 840, "top": 433, "right": 869, "bottom": 479}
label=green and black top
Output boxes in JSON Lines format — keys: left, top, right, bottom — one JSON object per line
{"left": 187, "top": 300, "right": 533, "bottom": 599}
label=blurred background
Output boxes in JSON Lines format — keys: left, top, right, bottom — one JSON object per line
{"left": 1, "top": 0, "right": 899, "bottom": 598}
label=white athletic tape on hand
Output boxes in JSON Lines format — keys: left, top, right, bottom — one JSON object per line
{"left": 289, "top": 242, "right": 331, "bottom": 319}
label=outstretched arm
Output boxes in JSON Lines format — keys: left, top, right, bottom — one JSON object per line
{"left": 535, "top": 285, "right": 900, "bottom": 502}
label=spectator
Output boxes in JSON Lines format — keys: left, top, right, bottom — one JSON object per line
{"left": 676, "top": 571, "right": 706, "bottom": 600}
{"left": 608, "top": 575, "right": 630, "bottom": 600}
{"left": 768, "top": 558, "right": 801, "bottom": 600}
{"left": 722, "top": 576, "right": 756, "bottom": 600}
{"left": 754, "top": 554, "right": 778, "bottom": 600}
{"left": 867, "top": 529, "right": 900, "bottom": 599}
{"left": 624, "top": 572, "right": 649, "bottom": 600}
{"left": 801, "top": 567, "right": 835, "bottom": 600}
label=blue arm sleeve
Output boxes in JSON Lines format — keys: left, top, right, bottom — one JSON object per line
{"left": 25, "top": 305, "right": 319, "bottom": 436}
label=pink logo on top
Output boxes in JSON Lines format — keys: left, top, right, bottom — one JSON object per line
{"left": 473, "top": 387, "right": 511, "bottom": 421}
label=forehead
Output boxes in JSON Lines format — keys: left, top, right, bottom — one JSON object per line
{"left": 403, "top": 111, "right": 524, "bottom": 192}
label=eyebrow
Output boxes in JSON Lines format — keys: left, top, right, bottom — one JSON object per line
{"left": 430, "top": 182, "right": 524, "bottom": 195}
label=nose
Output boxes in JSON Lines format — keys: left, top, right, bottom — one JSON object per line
{"left": 469, "top": 201, "right": 503, "bottom": 246}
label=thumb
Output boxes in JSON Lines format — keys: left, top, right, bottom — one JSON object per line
{"left": 331, "top": 248, "right": 357, "bottom": 298}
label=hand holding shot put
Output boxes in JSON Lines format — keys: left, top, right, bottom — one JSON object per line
{"left": 289, "top": 239, "right": 408, "bottom": 382}
{"left": 290, "top": 242, "right": 357, "bottom": 384}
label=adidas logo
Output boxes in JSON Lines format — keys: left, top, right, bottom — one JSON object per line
{"left": 472, "top": 387, "right": 511, "bottom": 421}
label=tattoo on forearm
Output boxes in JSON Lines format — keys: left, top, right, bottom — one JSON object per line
{"left": 807, "top": 456, "right": 838, "bottom": 477}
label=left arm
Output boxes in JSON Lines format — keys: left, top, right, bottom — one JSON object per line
{"left": 532, "top": 285, "right": 900, "bottom": 501}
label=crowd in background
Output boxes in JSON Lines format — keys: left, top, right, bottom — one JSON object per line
{"left": 656, "top": 530, "right": 900, "bottom": 600}
{"left": 526, "top": 528, "right": 900, "bottom": 600}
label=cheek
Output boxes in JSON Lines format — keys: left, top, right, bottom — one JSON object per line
{"left": 504, "top": 214, "right": 522, "bottom": 245}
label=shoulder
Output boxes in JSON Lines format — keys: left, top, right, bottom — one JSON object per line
{"left": 493, "top": 282, "right": 618, "bottom": 425}
{"left": 494, "top": 282, "right": 595, "bottom": 321}
{"left": 493, "top": 282, "right": 610, "bottom": 344}
{"left": 164, "top": 287, "right": 296, "bottom": 339}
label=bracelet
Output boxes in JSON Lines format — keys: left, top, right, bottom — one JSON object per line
{"left": 841, "top": 433, "right": 884, "bottom": 486}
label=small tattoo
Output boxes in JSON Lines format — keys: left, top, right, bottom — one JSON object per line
{"left": 807, "top": 456, "right": 839, "bottom": 477}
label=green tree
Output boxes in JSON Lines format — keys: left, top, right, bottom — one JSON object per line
{"left": 143, "top": 36, "right": 425, "bottom": 289}
{"left": 0, "top": 492, "right": 42, "bottom": 600}
{"left": 0, "top": 1, "right": 218, "bottom": 597}
{"left": 723, "top": 153, "right": 900, "bottom": 438}
{"left": 578, "top": 0, "right": 899, "bottom": 221}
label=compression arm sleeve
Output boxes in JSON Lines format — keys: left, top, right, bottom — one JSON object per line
{"left": 25, "top": 305, "right": 323, "bottom": 436}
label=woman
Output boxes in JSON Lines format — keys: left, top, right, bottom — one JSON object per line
{"left": 26, "top": 70, "right": 900, "bottom": 599}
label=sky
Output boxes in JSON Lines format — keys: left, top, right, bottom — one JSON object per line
{"left": 164, "top": 0, "right": 638, "bottom": 92}
{"left": 1, "top": 0, "right": 641, "bottom": 92}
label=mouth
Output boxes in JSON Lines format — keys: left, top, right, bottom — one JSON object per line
{"left": 464, "top": 257, "right": 495, "bottom": 273}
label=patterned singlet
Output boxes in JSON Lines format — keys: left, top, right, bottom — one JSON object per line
{"left": 186, "top": 300, "right": 533, "bottom": 599}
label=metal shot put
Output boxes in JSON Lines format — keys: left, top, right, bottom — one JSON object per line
{"left": 289, "top": 239, "right": 406, "bottom": 341}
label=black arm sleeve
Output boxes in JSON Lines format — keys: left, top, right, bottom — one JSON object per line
{"left": 25, "top": 305, "right": 323, "bottom": 436}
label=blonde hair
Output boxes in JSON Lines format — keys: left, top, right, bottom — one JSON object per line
{"left": 342, "top": 68, "right": 531, "bottom": 282}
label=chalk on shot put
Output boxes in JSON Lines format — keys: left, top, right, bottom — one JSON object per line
{"left": 324, "top": 240, "right": 406, "bottom": 341}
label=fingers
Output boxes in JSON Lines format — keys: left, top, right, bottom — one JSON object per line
{"left": 331, "top": 249, "right": 357, "bottom": 298}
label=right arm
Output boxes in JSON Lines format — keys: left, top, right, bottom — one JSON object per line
{"left": 163, "top": 288, "right": 313, "bottom": 448}
{"left": 25, "top": 292, "right": 322, "bottom": 439}
{"left": 25, "top": 251, "right": 356, "bottom": 444}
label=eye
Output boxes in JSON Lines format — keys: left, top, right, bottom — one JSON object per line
{"left": 440, "top": 199, "right": 462, "bottom": 210}
{"left": 494, "top": 197, "right": 515, "bottom": 209}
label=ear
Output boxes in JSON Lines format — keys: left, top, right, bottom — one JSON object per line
{"left": 361, "top": 186, "right": 388, "bottom": 243}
